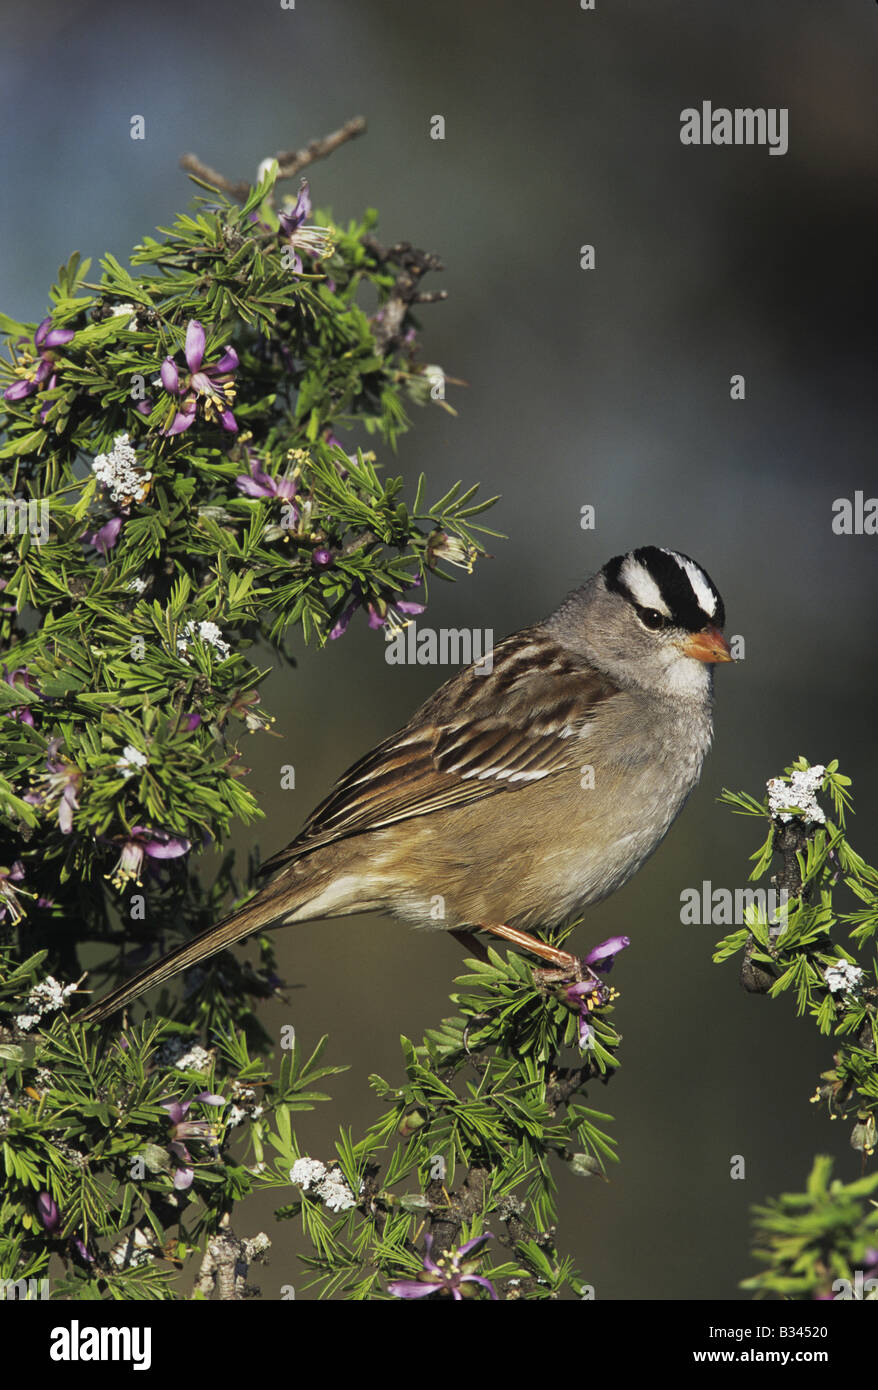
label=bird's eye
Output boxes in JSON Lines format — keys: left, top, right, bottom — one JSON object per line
{"left": 639, "top": 607, "right": 668, "bottom": 631}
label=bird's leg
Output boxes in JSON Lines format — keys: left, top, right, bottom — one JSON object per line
{"left": 450, "top": 929, "right": 491, "bottom": 963}
{"left": 478, "top": 921, "right": 580, "bottom": 974}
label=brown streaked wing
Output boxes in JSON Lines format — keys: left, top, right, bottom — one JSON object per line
{"left": 259, "top": 631, "right": 619, "bottom": 871}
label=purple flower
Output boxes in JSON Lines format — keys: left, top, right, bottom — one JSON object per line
{"left": 277, "top": 181, "right": 335, "bottom": 273}
{"left": 2, "top": 666, "right": 36, "bottom": 725}
{"left": 584, "top": 935, "right": 631, "bottom": 972}
{"left": 37, "top": 1192, "right": 60, "bottom": 1233}
{"left": 566, "top": 978, "right": 602, "bottom": 1049}
{"left": 160, "top": 320, "right": 238, "bottom": 435}
{"left": 23, "top": 740, "right": 80, "bottom": 833}
{"left": 388, "top": 1233, "right": 497, "bottom": 1301}
{"left": 162, "top": 1093, "right": 225, "bottom": 1129}
{"left": 4, "top": 316, "right": 74, "bottom": 403}
{"left": 106, "top": 826, "right": 190, "bottom": 889}
{"left": 367, "top": 596, "right": 425, "bottom": 633}
{"left": 330, "top": 579, "right": 426, "bottom": 640}
{"left": 311, "top": 547, "right": 332, "bottom": 568}
{"left": 87, "top": 515, "right": 124, "bottom": 557}
{"left": 329, "top": 596, "right": 361, "bottom": 640}
{"left": 566, "top": 935, "right": 630, "bottom": 1049}
{"left": 163, "top": 1093, "right": 225, "bottom": 1189}
{"left": 235, "top": 448, "right": 298, "bottom": 505}
{"left": 0, "top": 861, "right": 27, "bottom": 924}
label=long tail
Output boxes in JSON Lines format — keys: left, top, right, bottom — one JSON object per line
{"left": 78, "top": 884, "right": 299, "bottom": 1025}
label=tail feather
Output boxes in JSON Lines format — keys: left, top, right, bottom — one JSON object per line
{"left": 78, "top": 887, "right": 296, "bottom": 1025}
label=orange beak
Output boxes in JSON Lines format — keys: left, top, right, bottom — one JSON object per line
{"left": 682, "top": 628, "right": 734, "bottom": 663}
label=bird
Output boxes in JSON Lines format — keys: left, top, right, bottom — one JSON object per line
{"left": 79, "top": 545, "right": 734, "bottom": 1024}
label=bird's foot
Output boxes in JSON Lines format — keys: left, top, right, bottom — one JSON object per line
{"left": 477, "top": 921, "right": 580, "bottom": 971}
{"left": 534, "top": 933, "right": 633, "bottom": 993}
{"left": 531, "top": 956, "right": 595, "bottom": 987}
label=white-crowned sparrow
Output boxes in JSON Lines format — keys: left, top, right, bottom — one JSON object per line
{"left": 81, "top": 545, "right": 733, "bottom": 1023}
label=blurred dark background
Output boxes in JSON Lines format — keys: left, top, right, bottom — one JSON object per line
{"left": 2, "top": 0, "right": 877, "bottom": 1299}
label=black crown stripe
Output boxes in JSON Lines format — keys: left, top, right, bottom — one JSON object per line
{"left": 603, "top": 546, "right": 725, "bottom": 632}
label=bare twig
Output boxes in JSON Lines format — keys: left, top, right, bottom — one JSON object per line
{"left": 180, "top": 116, "right": 367, "bottom": 203}
{"left": 274, "top": 116, "right": 367, "bottom": 182}
{"left": 547, "top": 1061, "right": 602, "bottom": 1113}
{"left": 180, "top": 125, "right": 449, "bottom": 359}
{"left": 363, "top": 237, "right": 448, "bottom": 355}
{"left": 178, "top": 154, "right": 248, "bottom": 200}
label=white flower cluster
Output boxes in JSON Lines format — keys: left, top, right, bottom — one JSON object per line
{"left": 15, "top": 975, "right": 78, "bottom": 1031}
{"left": 109, "top": 302, "right": 139, "bottom": 330}
{"left": 91, "top": 432, "right": 152, "bottom": 504}
{"left": 116, "top": 744, "right": 148, "bottom": 778}
{"left": 155, "top": 1035, "right": 215, "bottom": 1073}
{"left": 127, "top": 577, "right": 147, "bottom": 595}
{"left": 227, "top": 1081, "right": 264, "bottom": 1128}
{"left": 175, "top": 1044, "right": 214, "bottom": 1072}
{"left": 824, "top": 959, "right": 864, "bottom": 995}
{"left": 289, "top": 1157, "right": 359, "bottom": 1212}
{"left": 289, "top": 1157, "right": 326, "bottom": 1187}
{"left": 767, "top": 765, "right": 826, "bottom": 824}
{"left": 177, "top": 620, "right": 231, "bottom": 661}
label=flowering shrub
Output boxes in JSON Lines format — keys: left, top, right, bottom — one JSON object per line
{"left": 4, "top": 143, "right": 868, "bottom": 1304}
{"left": 0, "top": 156, "right": 497, "bottom": 1005}
{"left": 0, "top": 151, "right": 522, "bottom": 1299}
{"left": 718, "top": 759, "right": 878, "bottom": 1297}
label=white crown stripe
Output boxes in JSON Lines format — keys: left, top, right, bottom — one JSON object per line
{"left": 620, "top": 556, "right": 672, "bottom": 616}
{"left": 662, "top": 549, "right": 718, "bottom": 618}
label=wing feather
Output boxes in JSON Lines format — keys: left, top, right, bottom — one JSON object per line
{"left": 259, "top": 630, "right": 619, "bottom": 873}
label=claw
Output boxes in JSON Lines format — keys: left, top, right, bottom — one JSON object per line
{"left": 532, "top": 956, "right": 593, "bottom": 987}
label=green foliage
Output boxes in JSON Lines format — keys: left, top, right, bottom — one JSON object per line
{"left": 0, "top": 933, "right": 622, "bottom": 1299}
{"left": 0, "top": 159, "right": 497, "bottom": 983}
{"left": 255, "top": 937, "right": 621, "bottom": 1300}
{"left": 0, "top": 971, "right": 344, "bottom": 1298}
{"left": 744, "top": 1157, "right": 878, "bottom": 1299}
{"left": 718, "top": 758, "right": 878, "bottom": 1298}
{"left": 0, "top": 165, "right": 497, "bottom": 943}
{"left": 716, "top": 759, "right": 878, "bottom": 1078}
{"left": 0, "top": 156, "right": 509, "bottom": 1298}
